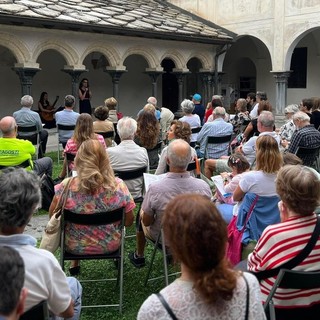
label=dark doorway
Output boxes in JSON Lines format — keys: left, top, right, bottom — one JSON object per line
{"left": 161, "top": 59, "right": 179, "bottom": 113}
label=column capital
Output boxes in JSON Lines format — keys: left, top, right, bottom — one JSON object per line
{"left": 271, "top": 71, "right": 292, "bottom": 83}
{"left": 104, "top": 69, "right": 127, "bottom": 83}
{"left": 13, "top": 67, "right": 41, "bottom": 96}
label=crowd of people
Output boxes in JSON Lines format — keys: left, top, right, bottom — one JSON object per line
{"left": 0, "top": 87, "right": 320, "bottom": 319}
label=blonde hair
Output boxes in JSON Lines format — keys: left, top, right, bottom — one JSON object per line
{"left": 73, "top": 114, "right": 96, "bottom": 148}
{"left": 75, "top": 139, "right": 116, "bottom": 194}
{"left": 255, "top": 135, "right": 282, "bottom": 173}
{"left": 104, "top": 97, "right": 117, "bottom": 110}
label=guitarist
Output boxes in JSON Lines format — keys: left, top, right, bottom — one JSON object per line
{"left": 38, "top": 92, "right": 60, "bottom": 128}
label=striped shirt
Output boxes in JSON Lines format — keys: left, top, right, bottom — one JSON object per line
{"left": 248, "top": 214, "right": 320, "bottom": 308}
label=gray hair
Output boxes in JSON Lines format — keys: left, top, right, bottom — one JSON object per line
{"left": 117, "top": 117, "right": 137, "bottom": 140}
{"left": 147, "top": 97, "right": 157, "bottom": 106}
{"left": 284, "top": 104, "right": 299, "bottom": 114}
{"left": 0, "top": 168, "right": 41, "bottom": 230}
{"left": 181, "top": 99, "right": 195, "bottom": 114}
{"left": 0, "top": 246, "right": 25, "bottom": 316}
{"left": 64, "top": 95, "right": 75, "bottom": 108}
{"left": 167, "top": 139, "right": 192, "bottom": 170}
{"left": 213, "top": 106, "right": 226, "bottom": 117}
{"left": 20, "top": 95, "right": 33, "bottom": 108}
{"left": 258, "top": 111, "right": 274, "bottom": 128}
{"left": 293, "top": 111, "right": 310, "bottom": 123}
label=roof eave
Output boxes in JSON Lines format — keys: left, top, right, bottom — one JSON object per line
{"left": 0, "top": 14, "right": 234, "bottom": 45}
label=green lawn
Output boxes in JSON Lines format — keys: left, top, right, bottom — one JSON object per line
{"left": 41, "top": 152, "right": 180, "bottom": 319}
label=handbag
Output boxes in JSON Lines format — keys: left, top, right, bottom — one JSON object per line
{"left": 226, "top": 195, "right": 259, "bottom": 265}
{"left": 39, "top": 178, "right": 73, "bottom": 253}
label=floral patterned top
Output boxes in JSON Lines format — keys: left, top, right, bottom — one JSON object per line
{"left": 55, "top": 177, "right": 135, "bottom": 255}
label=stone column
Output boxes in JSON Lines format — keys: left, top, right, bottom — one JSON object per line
{"left": 271, "top": 71, "right": 291, "bottom": 114}
{"left": 13, "top": 67, "right": 40, "bottom": 96}
{"left": 144, "top": 70, "right": 164, "bottom": 98}
{"left": 104, "top": 68, "right": 127, "bottom": 110}
{"left": 172, "top": 71, "right": 190, "bottom": 111}
{"left": 200, "top": 71, "right": 214, "bottom": 104}
{"left": 271, "top": 71, "right": 291, "bottom": 128}
{"left": 217, "top": 72, "right": 225, "bottom": 96}
{"left": 62, "top": 68, "right": 88, "bottom": 98}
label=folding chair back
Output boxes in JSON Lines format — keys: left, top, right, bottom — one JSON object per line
{"left": 57, "top": 124, "right": 75, "bottom": 164}
{"left": 0, "top": 159, "right": 31, "bottom": 170}
{"left": 20, "top": 300, "right": 49, "bottom": 320}
{"left": 60, "top": 207, "right": 126, "bottom": 312}
{"left": 204, "top": 134, "right": 232, "bottom": 159}
{"left": 95, "top": 131, "right": 114, "bottom": 139}
{"left": 264, "top": 269, "right": 320, "bottom": 320}
{"left": 17, "top": 125, "right": 40, "bottom": 159}
{"left": 65, "top": 152, "right": 75, "bottom": 177}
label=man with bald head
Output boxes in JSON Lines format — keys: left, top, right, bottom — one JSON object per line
{"left": 0, "top": 116, "right": 52, "bottom": 176}
{"left": 129, "top": 139, "right": 212, "bottom": 268}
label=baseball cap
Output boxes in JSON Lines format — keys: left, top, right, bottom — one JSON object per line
{"left": 193, "top": 93, "right": 201, "bottom": 101}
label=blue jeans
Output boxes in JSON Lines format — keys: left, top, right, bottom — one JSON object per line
{"left": 52, "top": 277, "right": 82, "bottom": 320}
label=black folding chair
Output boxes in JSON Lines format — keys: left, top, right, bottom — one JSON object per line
{"left": 60, "top": 207, "right": 126, "bottom": 313}
{"left": 264, "top": 269, "right": 320, "bottom": 320}
{"left": 65, "top": 152, "right": 75, "bottom": 177}
{"left": 17, "top": 125, "right": 41, "bottom": 159}
{"left": 95, "top": 131, "right": 114, "bottom": 139}
{"left": 0, "top": 159, "right": 31, "bottom": 170}
{"left": 57, "top": 124, "right": 75, "bottom": 164}
{"left": 190, "top": 126, "right": 202, "bottom": 147}
{"left": 144, "top": 229, "right": 180, "bottom": 287}
{"left": 20, "top": 300, "right": 49, "bottom": 320}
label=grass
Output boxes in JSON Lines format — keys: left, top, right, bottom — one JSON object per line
{"left": 39, "top": 151, "right": 180, "bottom": 319}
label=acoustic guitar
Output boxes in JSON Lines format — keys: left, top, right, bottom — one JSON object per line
{"left": 40, "top": 96, "right": 59, "bottom": 122}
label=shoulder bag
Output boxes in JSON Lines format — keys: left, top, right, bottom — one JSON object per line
{"left": 156, "top": 293, "right": 178, "bottom": 320}
{"left": 226, "top": 195, "right": 259, "bottom": 265}
{"left": 252, "top": 215, "right": 320, "bottom": 281}
{"left": 39, "top": 178, "right": 73, "bottom": 253}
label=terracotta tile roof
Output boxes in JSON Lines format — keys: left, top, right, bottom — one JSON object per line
{"left": 0, "top": 0, "right": 234, "bottom": 43}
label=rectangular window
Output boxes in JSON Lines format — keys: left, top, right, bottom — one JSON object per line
{"left": 288, "top": 47, "right": 307, "bottom": 88}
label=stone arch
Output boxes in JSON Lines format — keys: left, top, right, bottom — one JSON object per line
{"left": 122, "top": 47, "right": 158, "bottom": 68}
{"left": 81, "top": 44, "right": 120, "bottom": 67}
{"left": 160, "top": 51, "right": 186, "bottom": 69}
{"left": 186, "top": 52, "right": 212, "bottom": 70}
{"left": 32, "top": 40, "right": 78, "bottom": 65}
{"left": 285, "top": 27, "right": 320, "bottom": 71}
{"left": 0, "top": 33, "right": 30, "bottom": 63}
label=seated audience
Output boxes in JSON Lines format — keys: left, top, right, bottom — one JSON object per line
{"left": 179, "top": 99, "right": 201, "bottom": 144}
{"left": 196, "top": 107, "right": 233, "bottom": 159}
{"left": 191, "top": 93, "right": 205, "bottom": 124}
{"left": 138, "top": 194, "right": 266, "bottom": 319}
{"left": 50, "top": 139, "right": 135, "bottom": 275}
{"left": 243, "top": 100, "right": 272, "bottom": 142}
{"left": 155, "top": 120, "right": 197, "bottom": 175}
{"left": 0, "top": 168, "right": 82, "bottom": 318}
{"left": 249, "top": 91, "right": 267, "bottom": 119}
{"left": 283, "top": 111, "right": 320, "bottom": 167}
{"left": 0, "top": 246, "right": 27, "bottom": 320}
{"left": 134, "top": 108, "right": 161, "bottom": 169}
{"left": 93, "top": 105, "right": 114, "bottom": 147}
{"left": 229, "top": 98, "right": 250, "bottom": 135}
{"left": 0, "top": 116, "right": 52, "bottom": 177}
{"left": 214, "top": 153, "right": 250, "bottom": 223}
{"left": 311, "top": 96, "right": 320, "bottom": 130}
{"left": 248, "top": 165, "right": 320, "bottom": 319}
{"left": 299, "top": 98, "right": 313, "bottom": 120}
{"left": 204, "top": 95, "right": 223, "bottom": 123}
{"left": 55, "top": 95, "right": 80, "bottom": 148}
{"left": 107, "top": 117, "right": 149, "bottom": 199}
{"left": 56, "top": 113, "right": 106, "bottom": 180}
{"left": 13, "top": 95, "right": 48, "bottom": 158}
{"left": 129, "top": 139, "right": 212, "bottom": 268}
{"left": 279, "top": 104, "right": 299, "bottom": 142}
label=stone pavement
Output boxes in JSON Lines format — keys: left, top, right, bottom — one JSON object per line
{"left": 24, "top": 215, "right": 49, "bottom": 240}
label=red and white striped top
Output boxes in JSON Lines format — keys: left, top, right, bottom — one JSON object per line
{"left": 248, "top": 214, "right": 320, "bottom": 308}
